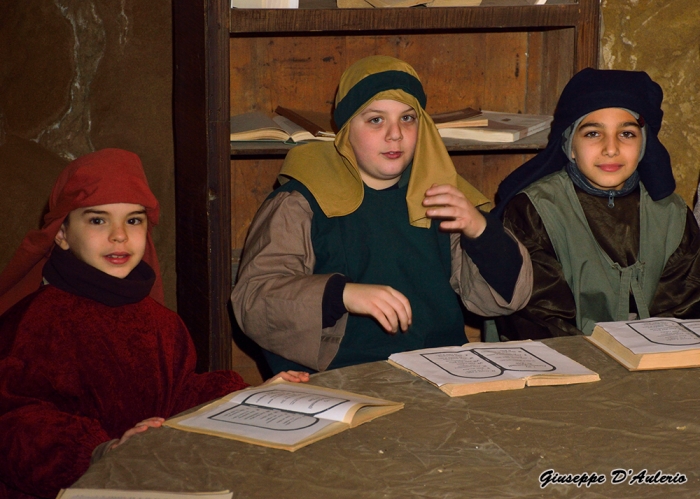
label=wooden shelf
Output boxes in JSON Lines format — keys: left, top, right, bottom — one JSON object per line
{"left": 230, "top": 130, "right": 550, "bottom": 156}
{"left": 230, "top": 1, "right": 588, "bottom": 33}
{"left": 174, "top": 0, "right": 599, "bottom": 373}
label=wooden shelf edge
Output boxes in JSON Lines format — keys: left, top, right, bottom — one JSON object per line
{"left": 230, "top": 130, "right": 549, "bottom": 156}
{"left": 230, "top": 3, "right": 592, "bottom": 33}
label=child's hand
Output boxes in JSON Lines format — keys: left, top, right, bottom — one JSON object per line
{"left": 343, "top": 283, "right": 412, "bottom": 334}
{"left": 423, "top": 184, "right": 487, "bottom": 239}
{"left": 265, "top": 370, "right": 311, "bottom": 384}
{"left": 110, "top": 417, "right": 165, "bottom": 451}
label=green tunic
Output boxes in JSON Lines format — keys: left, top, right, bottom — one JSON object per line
{"left": 523, "top": 170, "right": 686, "bottom": 334}
{"left": 273, "top": 179, "right": 466, "bottom": 370}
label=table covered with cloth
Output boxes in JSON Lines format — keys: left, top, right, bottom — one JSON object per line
{"left": 72, "top": 337, "right": 700, "bottom": 498}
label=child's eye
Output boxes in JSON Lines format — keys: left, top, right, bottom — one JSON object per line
{"left": 620, "top": 130, "right": 637, "bottom": 139}
{"left": 88, "top": 218, "right": 105, "bottom": 225}
{"left": 368, "top": 116, "right": 383, "bottom": 125}
{"left": 583, "top": 131, "right": 600, "bottom": 138}
{"left": 401, "top": 114, "right": 417, "bottom": 123}
{"left": 127, "top": 217, "right": 144, "bottom": 225}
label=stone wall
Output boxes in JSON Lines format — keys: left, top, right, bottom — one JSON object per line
{"left": 0, "top": 0, "right": 176, "bottom": 308}
{"left": 601, "top": 0, "right": 700, "bottom": 205}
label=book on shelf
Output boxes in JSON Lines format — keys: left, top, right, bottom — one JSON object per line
{"left": 273, "top": 106, "right": 336, "bottom": 140}
{"left": 336, "top": 0, "right": 374, "bottom": 7}
{"left": 437, "top": 110, "right": 552, "bottom": 143}
{"left": 165, "top": 380, "right": 403, "bottom": 452}
{"left": 430, "top": 107, "right": 488, "bottom": 129}
{"left": 337, "top": 0, "right": 432, "bottom": 6}
{"left": 336, "top": 0, "right": 549, "bottom": 8}
{"left": 427, "top": 0, "right": 481, "bottom": 6}
{"left": 481, "top": 0, "right": 547, "bottom": 5}
{"left": 229, "top": 111, "right": 334, "bottom": 143}
{"left": 231, "top": 0, "right": 298, "bottom": 8}
{"left": 58, "top": 489, "right": 232, "bottom": 499}
{"left": 587, "top": 318, "right": 700, "bottom": 371}
{"left": 388, "top": 340, "right": 599, "bottom": 397}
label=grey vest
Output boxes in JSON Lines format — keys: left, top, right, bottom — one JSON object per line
{"left": 524, "top": 170, "right": 686, "bottom": 334}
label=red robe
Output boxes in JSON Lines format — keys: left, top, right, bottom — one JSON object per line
{"left": 0, "top": 286, "right": 248, "bottom": 498}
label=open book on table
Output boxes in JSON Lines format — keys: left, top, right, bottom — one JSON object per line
{"left": 437, "top": 110, "right": 552, "bottom": 143}
{"left": 230, "top": 111, "right": 334, "bottom": 143}
{"left": 587, "top": 318, "right": 700, "bottom": 371}
{"left": 388, "top": 341, "right": 599, "bottom": 397}
{"left": 165, "top": 380, "right": 403, "bottom": 452}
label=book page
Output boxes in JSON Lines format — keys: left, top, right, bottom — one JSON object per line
{"left": 389, "top": 341, "right": 595, "bottom": 387}
{"left": 229, "top": 112, "right": 288, "bottom": 141}
{"left": 58, "top": 489, "right": 232, "bottom": 499}
{"left": 596, "top": 318, "right": 700, "bottom": 354}
{"left": 271, "top": 115, "right": 314, "bottom": 142}
{"left": 167, "top": 382, "right": 393, "bottom": 447}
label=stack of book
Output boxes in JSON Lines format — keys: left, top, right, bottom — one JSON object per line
{"left": 435, "top": 109, "right": 552, "bottom": 143}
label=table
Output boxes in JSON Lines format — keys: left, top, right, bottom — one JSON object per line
{"left": 72, "top": 337, "right": 700, "bottom": 498}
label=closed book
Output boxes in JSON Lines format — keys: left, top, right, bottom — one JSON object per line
{"left": 438, "top": 110, "right": 552, "bottom": 143}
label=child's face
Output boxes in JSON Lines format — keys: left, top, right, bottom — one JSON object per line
{"left": 347, "top": 99, "right": 418, "bottom": 189}
{"left": 571, "top": 107, "right": 643, "bottom": 191}
{"left": 54, "top": 203, "right": 148, "bottom": 279}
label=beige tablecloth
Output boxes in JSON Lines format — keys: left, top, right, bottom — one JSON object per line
{"left": 72, "top": 337, "right": 700, "bottom": 498}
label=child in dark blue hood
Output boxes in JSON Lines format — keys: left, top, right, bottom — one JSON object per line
{"left": 494, "top": 68, "right": 700, "bottom": 339}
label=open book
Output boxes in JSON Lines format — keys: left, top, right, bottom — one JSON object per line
{"left": 437, "top": 111, "right": 552, "bottom": 143}
{"left": 165, "top": 380, "right": 403, "bottom": 451}
{"left": 587, "top": 318, "right": 700, "bottom": 371}
{"left": 388, "top": 341, "right": 599, "bottom": 397}
{"left": 230, "top": 111, "right": 334, "bottom": 143}
{"left": 274, "top": 106, "right": 336, "bottom": 140}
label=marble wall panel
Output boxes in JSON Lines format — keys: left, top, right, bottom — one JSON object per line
{"left": 0, "top": 0, "right": 175, "bottom": 308}
{"left": 601, "top": 0, "right": 700, "bottom": 206}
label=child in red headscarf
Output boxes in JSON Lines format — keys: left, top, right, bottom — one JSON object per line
{"left": 0, "top": 149, "right": 308, "bottom": 499}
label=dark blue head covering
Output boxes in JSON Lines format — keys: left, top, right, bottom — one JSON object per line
{"left": 494, "top": 68, "right": 675, "bottom": 217}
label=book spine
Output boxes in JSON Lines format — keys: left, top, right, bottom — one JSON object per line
{"left": 275, "top": 106, "right": 323, "bottom": 136}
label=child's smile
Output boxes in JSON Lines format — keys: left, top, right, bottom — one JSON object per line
{"left": 104, "top": 252, "right": 132, "bottom": 265}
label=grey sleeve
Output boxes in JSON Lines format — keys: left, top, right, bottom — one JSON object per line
{"left": 231, "top": 191, "right": 346, "bottom": 371}
{"left": 450, "top": 228, "right": 533, "bottom": 316}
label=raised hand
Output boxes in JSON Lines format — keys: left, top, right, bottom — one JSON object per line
{"left": 423, "top": 183, "right": 487, "bottom": 239}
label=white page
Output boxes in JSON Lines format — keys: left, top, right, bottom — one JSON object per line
{"left": 272, "top": 115, "right": 307, "bottom": 136}
{"left": 596, "top": 318, "right": 700, "bottom": 354}
{"left": 173, "top": 383, "right": 385, "bottom": 446}
{"left": 389, "top": 341, "right": 595, "bottom": 387}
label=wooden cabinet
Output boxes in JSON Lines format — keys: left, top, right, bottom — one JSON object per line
{"left": 173, "top": 0, "right": 599, "bottom": 374}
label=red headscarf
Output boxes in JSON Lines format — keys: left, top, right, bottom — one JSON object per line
{"left": 0, "top": 148, "right": 164, "bottom": 316}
